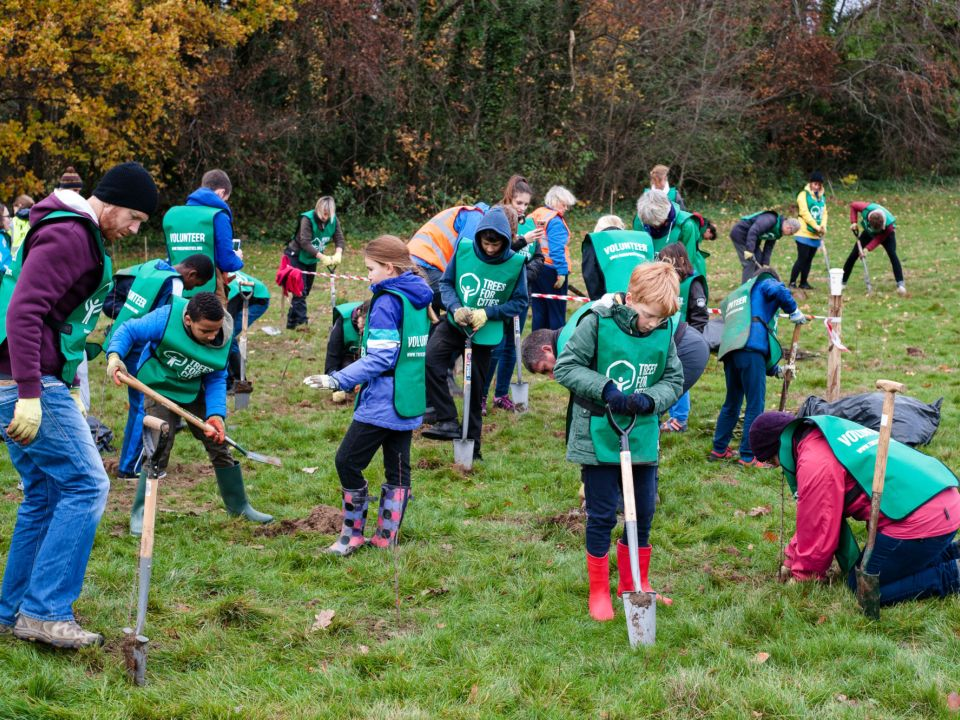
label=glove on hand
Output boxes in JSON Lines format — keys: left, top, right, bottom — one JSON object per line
{"left": 331, "top": 390, "right": 349, "bottom": 404}
{"left": 553, "top": 274, "right": 567, "bottom": 290}
{"left": 630, "top": 393, "right": 655, "bottom": 415}
{"left": 470, "top": 309, "right": 488, "bottom": 331}
{"left": 849, "top": 222, "right": 860, "bottom": 233}
{"left": 304, "top": 374, "right": 340, "bottom": 391}
{"left": 70, "top": 387, "right": 87, "bottom": 418}
{"left": 788, "top": 309, "right": 808, "bottom": 325}
{"left": 743, "top": 251, "right": 754, "bottom": 260}
{"left": 602, "top": 382, "right": 632, "bottom": 415}
{"left": 6, "top": 397, "right": 42, "bottom": 444}
{"left": 107, "top": 353, "right": 128, "bottom": 385}
{"left": 205, "top": 416, "right": 226, "bottom": 444}
{"left": 453, "top": 307, "right": 473, "bottom": 326}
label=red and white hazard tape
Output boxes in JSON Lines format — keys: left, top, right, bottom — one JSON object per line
{"left": 529, "top": 292, "right": 591, "bottom": 303}
{"left": 301, "top": 270, "right": 370, "bottom": 282}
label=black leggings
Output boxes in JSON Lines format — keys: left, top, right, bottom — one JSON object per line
{"left": 842, "top": 231, "right": 903, "bottom": 284}
{"left": 334, "top": 421, "right": 412, "bottom": 490}
{"left": 789, "top": 242, "right": 819, "bottom": 285}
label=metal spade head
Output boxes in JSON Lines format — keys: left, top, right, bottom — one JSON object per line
{"left": 452, "top": 437, "right": 475, "bottom": 470}
{"left": 856, "top": 568, "right": 881, "bottom": 620}
{"left": 622, "top": 591, "right": 656, "bottom": 647}
{"left": 122, "top": 627, "right": 149, "bottom": 686}
{"left": 509, "top": 381, "right": 529, "bottom": 411}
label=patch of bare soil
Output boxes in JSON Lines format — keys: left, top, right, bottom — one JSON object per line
{"left": 106, "top": 462, "right": 214, "bottom": 514}
{"left": 541, "top": 507, "right": 586, "bottom": 534}
{"left": 255, "top": 504, "right": 341, "bottom": 537}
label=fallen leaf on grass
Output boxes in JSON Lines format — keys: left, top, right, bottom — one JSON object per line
{"left": 420, "top": 586, "right": 449, "bottom": 597}
{"left": 754, "top": 652, "right": 770, "bottom": 664}
{"left": 358, "top": 644, "right": 369, "bottom": 655}
{"left": 301, "top": 467, "right": 318, "bottom": 474}
{"left": 733, "top": 510, "right": 745, "bottom": 518}
{"left": 748, "top": 505, "right": 771, "bottom": 517}
{"left": 947, "top": 692, "right": 960, "bottom": 711}
{"left": 468, "top": 685, "right": 479, "bottom": 703}
{"left": 440, "top": 543, "right": 453, "bottom": 552}
{"left": 309, "top": 609, "right": 335, "bottom": 632}
{"left": 816, "top": 615, "right": 827, "bottom": 625}
{"left": 763, "top": 531, "right": 778, "bottom": 543}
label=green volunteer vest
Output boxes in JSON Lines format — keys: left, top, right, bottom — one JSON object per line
{"left": 296, "top": 212, "right": 337, "bottom": 265}
{"left": 584, "top": 230, "right": 654, "bottom": 294}
{"left": 779, "top": 415, "right": 959, "bottom": 573}
{"left": 447, "top": 240, "right": 525, "bottom": 346}
{"left": 227, "top": 270, "right": 270, "bottom": 302}
{"left": 136, "top": 297, "right": 231, "bottom": 404}
{"left": 717, "top": 273, "right": 782, "bottom": 370}
{"left": 516, "top": 217, "right": 539, "bottom": 262}
{"left": 740, "top": 211, "right": 783, "bottom": 242}
{"left": 803, "top": 190, "right": 825, "bottom": 235}
{"left": 557, "top": 302, "right": 595, "bottom": 354}
{"left": 588, "top": 313, "right": 670, "bottom": 464}
{"left": 859, "top": 203, "right": 896, "bottom": 237}
{"left": 335, "top": 301, "right": 362, "bottom": 353}
{"left": 103, "top": 260, "right": 181, "bottom": 349}
{"left": 357, "top": 289, "right": 430, "bottom": 418}
{"left": 163, "top": 205, "right": 218, "bottom": 297}
{"left": 0, "top": 210, "right": 113, "bottom": 384}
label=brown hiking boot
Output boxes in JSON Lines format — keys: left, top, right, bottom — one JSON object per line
{"left": 13, "top": 616, "right": 104, "bottom": 649}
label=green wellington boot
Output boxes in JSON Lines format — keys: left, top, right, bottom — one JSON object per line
{"left": 214, "top": 462, "right": 273, "bottom": 524}
{"left": 129, "top": 469, "right": 147, "bottom": 536}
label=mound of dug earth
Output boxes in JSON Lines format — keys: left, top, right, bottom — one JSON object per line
{"left": 256, "top": 505, "right": 341, "bottom": 537}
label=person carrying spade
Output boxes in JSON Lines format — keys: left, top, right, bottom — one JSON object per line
{"left": 749, "top": 412, "right": 960, "bottom": 605}
{"left": 553, "top": 262, "right": 683, "bottom": 622}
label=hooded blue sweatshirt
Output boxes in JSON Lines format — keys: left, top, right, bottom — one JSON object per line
{"left": 330, "top": 271, "right": 434, "bottom": 430}
{"left": 439, "top": 207, "right": 529, "bottom": 322}
{"left": 186, "top": 187, "right": 243, "bottom": 273}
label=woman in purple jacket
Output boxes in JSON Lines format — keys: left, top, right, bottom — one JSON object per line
{"left": 304, "top": 235, "right": 433, "bottom": 556}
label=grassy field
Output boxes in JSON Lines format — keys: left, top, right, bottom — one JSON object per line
{"left": 2, "top": 181, "right": 960, "bottom": 719}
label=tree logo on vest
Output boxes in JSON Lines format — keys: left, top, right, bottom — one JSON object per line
{"left": 161, "top": 350, "right": 213, "bottom": 380}
{"left": 81, "top": 296, "right": 104, "bottom": 326}
{"left": 606, "top": 361, "right": 637, "bottom": 393}
{"left": 162, "top": 351, "right": 190, "bottom": 370}
{"left": 459, "top": 273, "right": 481, "bottom": 303}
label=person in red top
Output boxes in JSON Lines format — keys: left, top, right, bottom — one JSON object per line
{"left": 749, "top": 411, "right": 960, "bottom": 606}
{"left": 843, "top": 201, "right": 905, "bottom": 295}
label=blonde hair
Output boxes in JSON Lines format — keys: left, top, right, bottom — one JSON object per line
{"left": 867, "top": 209, "right": 885, "bottom": 231}
{"left": 544, "top": 185, "right": 577, "bottom": 211}
{"left": 627, "top": 261, "right": 680, "bottom": 317}
{"left": 649, "top": 164, "right": 670, "bottom": 180}
{"left": 592, "top": 215, "right": 624, "bottom": 233}
{"left": 365, "top": 234, "right": 413, "bottom": 275}
{"left": 315, "top": 196, "right": 336, "bottom": 220}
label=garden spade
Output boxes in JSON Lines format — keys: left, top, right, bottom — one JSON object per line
{"left": 856, "top": 378, "right": 904, "bottom": 620}
{"left": 234, "top": 281, "right": 255, "bottom": 411}
{"left": 118, "top": 371, "right": 282, "bottom": 466}
{"left": 509, "top": 315, "right": 529, "bottom": 411}
{"left": 123, "top": 415, "right": 169, "bottom": 686}
{"left": 329, "top": 263, "right": 338, "bottom": 309}
{"left": 607, "top": 408, "right": 655, "bottom": 647}
{"left": 850, "top": 228, "right": 873, "bottom": 295}
{"left": 453, "top": 329, "right": 477, "bottom": 469}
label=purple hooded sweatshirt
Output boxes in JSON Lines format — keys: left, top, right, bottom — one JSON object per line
{"left": 0, "top": 191, "right": 106, "bottom": 398}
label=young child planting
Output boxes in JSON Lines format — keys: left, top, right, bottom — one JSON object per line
{"left": 303, "top": 235, "right": 433, "bottom": 555}
{"left": 553, "top": 262, "right": 684, "bottom": 621}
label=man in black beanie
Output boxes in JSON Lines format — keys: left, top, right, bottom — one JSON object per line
{"left": 0, "top": 161, "right": 157, "bottom": 649}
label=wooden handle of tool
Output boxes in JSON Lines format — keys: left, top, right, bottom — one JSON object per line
{"left": 142, "top": 416, "right": 168, "bottom": 433}
{"left": 140, "top": 472, "right": 160, "bottom": 562}
{"left": 119, "top": 371, "right": 214, "bottom": 436}
{"left": 863, "top": 379, "right": 904, "bottom": 555}
{"left": 620, "top": 450, "right": 637, "bottom": 524}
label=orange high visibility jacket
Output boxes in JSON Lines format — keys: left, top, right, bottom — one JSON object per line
{"left": 528, "top": 206, "right": 571, "bottom": 269}
{"left": 408, "top": 206, "right": 479, "bottom": 272}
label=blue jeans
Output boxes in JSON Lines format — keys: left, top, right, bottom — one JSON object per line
{"left": 483, "top": 309, "right": 528, "bottom": 398}
{"left": 669, "top": 391, "right": 690, "bottom": 424}
{"left": 845, "top": 530, "right": 960, "bottom": 606}
{"left": 712, "top": 349, "right": 767, "bottom": 461}
{"left": 0, "top": 377, "right": 110, "bottom": 624}
{"left": 582, "top": 464, "right": 658, "bottom": 557}
{"left": 118, "top": 386, "right": 145, "bottom": 475}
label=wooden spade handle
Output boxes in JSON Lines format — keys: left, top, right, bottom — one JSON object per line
{"left": 876, "top": 379, "right": 904, "bottom": 394}
{"left": 119, "top": 371, "right": 214, "bottom": 436}
{"left": 863, "top": 379, "right": 905, "bottom": 560}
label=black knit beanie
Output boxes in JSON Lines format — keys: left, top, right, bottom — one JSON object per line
{"left": 808, "top": 170, "right": 824, "bottom": 183}
{"left": 93, "top": 162, "right": 159, "bottom": 215}
{"left": 748, "top": 411, "right": 797, "bottom": 462}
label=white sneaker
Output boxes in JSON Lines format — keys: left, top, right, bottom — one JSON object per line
{"left": 896, "top": 283, "right": 907, "bottom": 296}
{"left": 13, "top": 615, "right": 104, "bottom": 649}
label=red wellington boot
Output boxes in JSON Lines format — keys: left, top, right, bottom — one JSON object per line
{"left": 616, "top": 541, "right": 672, "bottom": 605}
{"left": 586, "top": 552, "right": 615, "bottom": 621}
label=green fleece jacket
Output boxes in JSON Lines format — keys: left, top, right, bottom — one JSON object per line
{"left": 553, "top": 300, "right": 683, "bottom": 465}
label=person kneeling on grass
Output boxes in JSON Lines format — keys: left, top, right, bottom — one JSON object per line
{"left": 749, "top": 412, "right": 960, "bottom": 605}
{"left": 303, "top": 236, "right": 432, "bottom": 556}
{"left": 554, "top": 263, "right": 683, "bottom": 621}
{"left": 107, "top": 292, "right": 273, "bottom": 535}
{"left": 710, "top": 267, "right": 806, "bottom": 468}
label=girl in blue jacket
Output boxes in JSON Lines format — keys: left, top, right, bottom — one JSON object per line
{"left": 304, "top": 235, "right": 433, "bottom": 556}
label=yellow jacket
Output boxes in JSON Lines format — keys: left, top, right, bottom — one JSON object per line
{"left": 795, "top": 184, "right": 827, "bottom": 241}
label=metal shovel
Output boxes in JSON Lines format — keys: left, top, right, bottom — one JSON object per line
{"left": 452, "top": 329, "right": 477, "bottom": 469}
{"left": 856, "top": 378, "right": 904, "bottom": 619}
{"left": 608, "top": 408, "right": 655, "bottom": 647}
{"left": 234, "top": 281, "right": 254, "bottom": 411}
{"left": 509, "top": 315, "right": 529, "bottom": 411}
{"left": 850, "top": 228, "right": 873, "bottom": 295}
{"left": 123, "top": 415, "right": 169, "bottom": 686}
{"left": 329, "top": 263, "right": 338, "bottom": 309}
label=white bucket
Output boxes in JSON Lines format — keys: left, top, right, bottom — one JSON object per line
{"left": 829, "top": 268, "right": 845, "bottom": 296}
